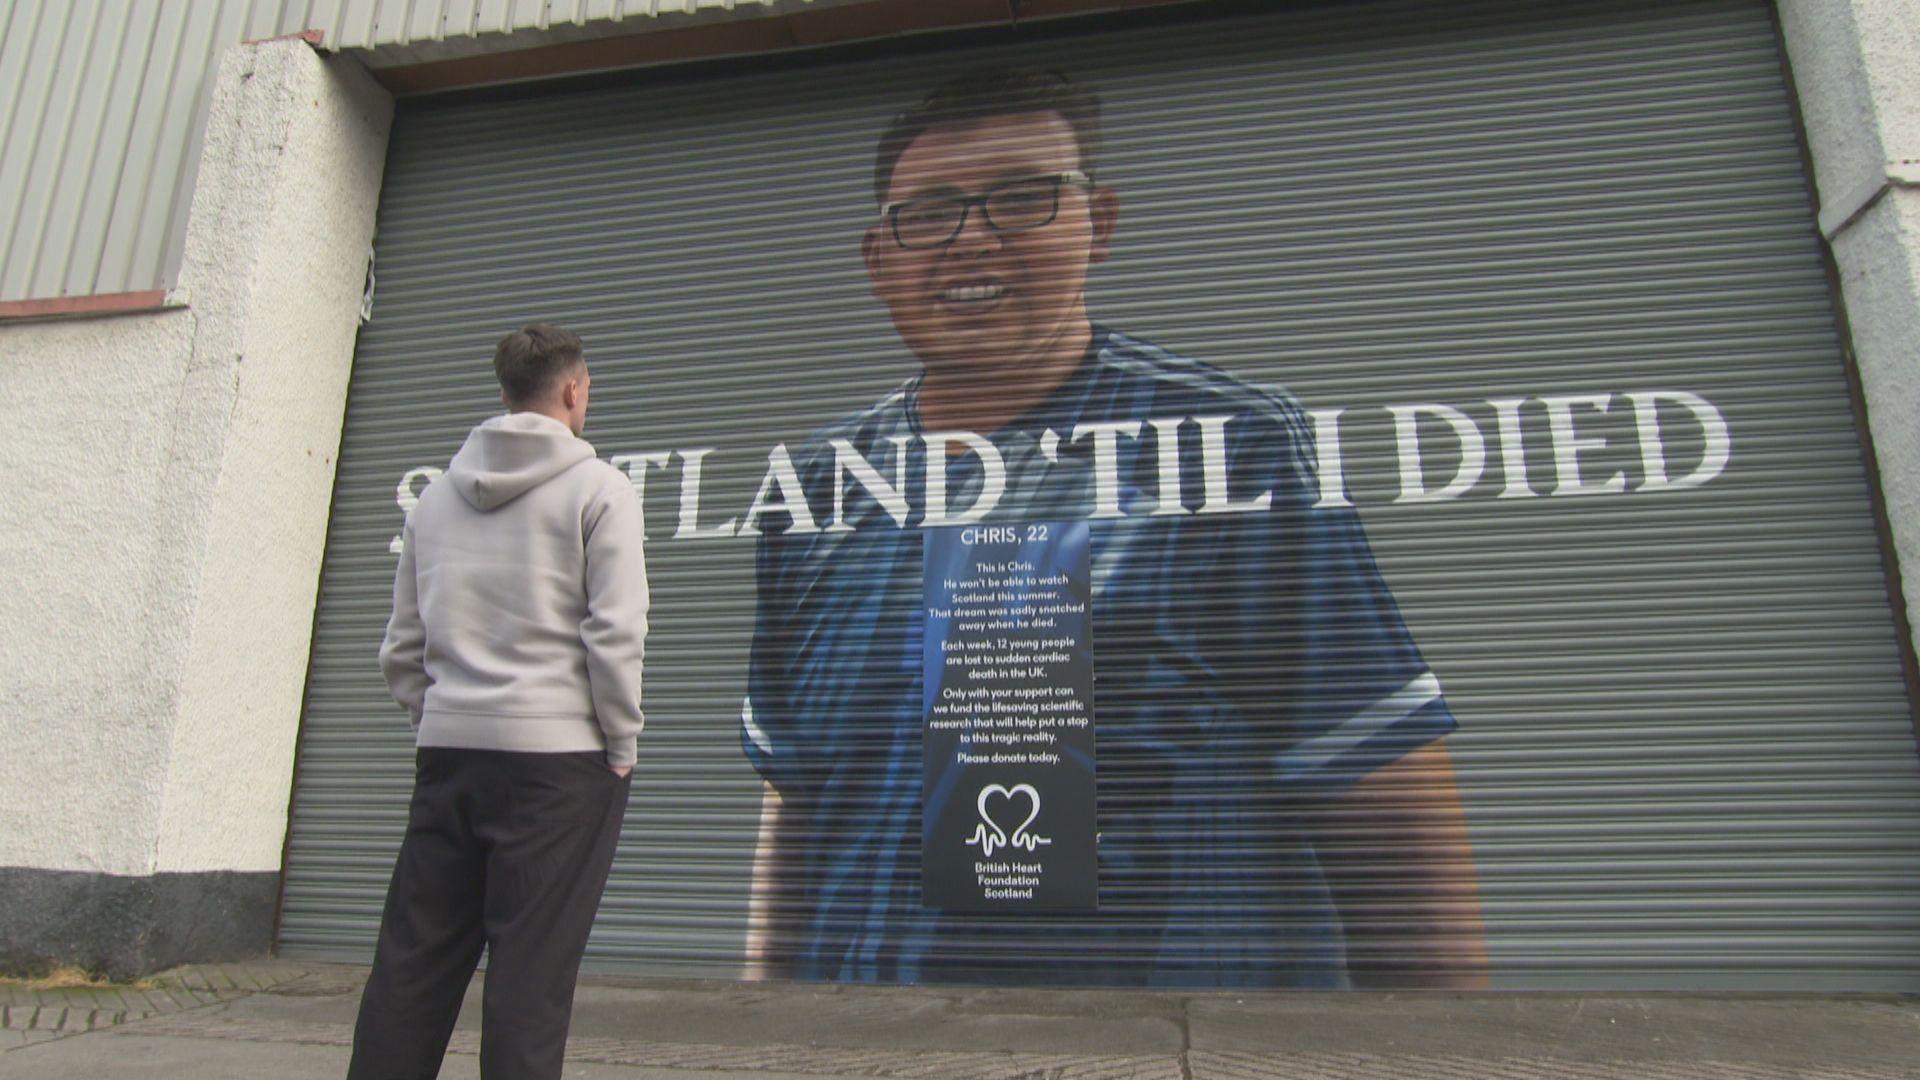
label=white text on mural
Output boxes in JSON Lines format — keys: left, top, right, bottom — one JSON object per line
{"left": 387, "top": 390, "right": 1730, "bottom": 550}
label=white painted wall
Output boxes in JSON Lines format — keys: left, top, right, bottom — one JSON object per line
{"left": 0, "top": 39, "right": 392, "bottom": 877}
{"left": 154, "top": 39, "right": 394, "bottom": 874}
{"left": 0, "top": 310, "right": 200, "bottom": 875}
{"left": 1779, "top": 0, "right": 1920, "bottom": 657}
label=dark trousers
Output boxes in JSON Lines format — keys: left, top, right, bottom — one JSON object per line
{"left": 347, "top": 748, "right": 630, "bottom": 1080}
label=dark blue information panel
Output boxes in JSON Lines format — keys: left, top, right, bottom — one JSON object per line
{"left": 922, "top": 521, "right": 1097, "bottom": 912}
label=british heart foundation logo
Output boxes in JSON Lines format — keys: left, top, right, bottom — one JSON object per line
{"left": 967, "top": 783, "right": 1053, "bottom": 858}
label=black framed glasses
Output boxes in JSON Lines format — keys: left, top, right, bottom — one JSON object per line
{"left": 880, "top": 171, "right": 1092, "bottom": 249}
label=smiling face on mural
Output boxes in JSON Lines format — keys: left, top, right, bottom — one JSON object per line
{"left": 862, "top": 111, "right": 1118, "bottom": 385}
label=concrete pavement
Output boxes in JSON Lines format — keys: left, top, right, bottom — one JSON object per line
{"left": 4, "top": 961, "right": 1919, "bottom": 1078}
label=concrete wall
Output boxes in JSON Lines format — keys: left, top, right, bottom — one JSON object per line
{"left": 0, "top": 38, "right": 391, "bottom": 978}
{"left": 0, "top": 311, "right": 201, "bottom": 877}
{"left": 1778, "top": 0, "right": 1920, "bottom": 663}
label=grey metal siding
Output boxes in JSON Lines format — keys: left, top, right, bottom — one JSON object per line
{"left": 280, "top": 0, "right": 1920, "bottom": 988}
{"left": 0, "top": 0, "right": 800, "bottom": 304}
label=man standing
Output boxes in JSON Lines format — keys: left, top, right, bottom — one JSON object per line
{"left": 349, "top": 323, "right": 649, "bottom": 1078}
{"left": 743, "top": 71, "right": 1487, "bottom": 988}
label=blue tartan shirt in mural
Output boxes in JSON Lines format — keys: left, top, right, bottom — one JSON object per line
{"left": 742, "top": 327, "right": 1455, "bottom": 987}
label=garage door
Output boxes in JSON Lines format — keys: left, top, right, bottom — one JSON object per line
{"left": 279, "top": 0, "right": 1920, "bottom": 989}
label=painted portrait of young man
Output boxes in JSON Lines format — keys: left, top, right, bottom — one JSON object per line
{"left": 740, "top": 69, "right": 1486, "bottom": 989}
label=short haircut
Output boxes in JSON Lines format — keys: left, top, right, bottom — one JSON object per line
{"left": 494, "top": 323, "right": 585, "bottom": 407}
{"left": 873, "top": 68, "right": 1103, "bottom": 205}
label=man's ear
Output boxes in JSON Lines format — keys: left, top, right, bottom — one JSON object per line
{"left": 1088, "top": 185, "right": 1119, "bottom": 265}
{"left": 500, "top": 389, "right": 511, "bottom": 408}
{"left": 561, "top": 377, "right": 582, "bottom": 411}
{"left": 861, "top": 224, "right": 888, "bottom": 295}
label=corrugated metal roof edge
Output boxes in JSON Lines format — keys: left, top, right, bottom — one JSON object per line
{"left": 359, "top": 0, "right": 1198, "bottom": 97}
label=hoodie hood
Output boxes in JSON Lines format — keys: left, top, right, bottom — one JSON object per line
{"left": 446, "top": 412, "right": 596, "bottom": 511}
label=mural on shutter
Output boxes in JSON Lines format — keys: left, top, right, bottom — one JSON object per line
{"left": 281, "top": 0, "right": 1920, "bottom": 990}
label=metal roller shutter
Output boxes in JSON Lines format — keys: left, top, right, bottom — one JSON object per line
{"left": 279, "top": 0, "right": 1920, "bottom": 989}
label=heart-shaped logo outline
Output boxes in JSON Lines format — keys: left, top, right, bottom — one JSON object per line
{"left": 968, "top": 783, "right": 1051, "bottom": 857}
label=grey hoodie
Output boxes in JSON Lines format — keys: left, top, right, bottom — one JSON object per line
{"left": 379, "top": 412, "right": 649, "bottom": 767}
